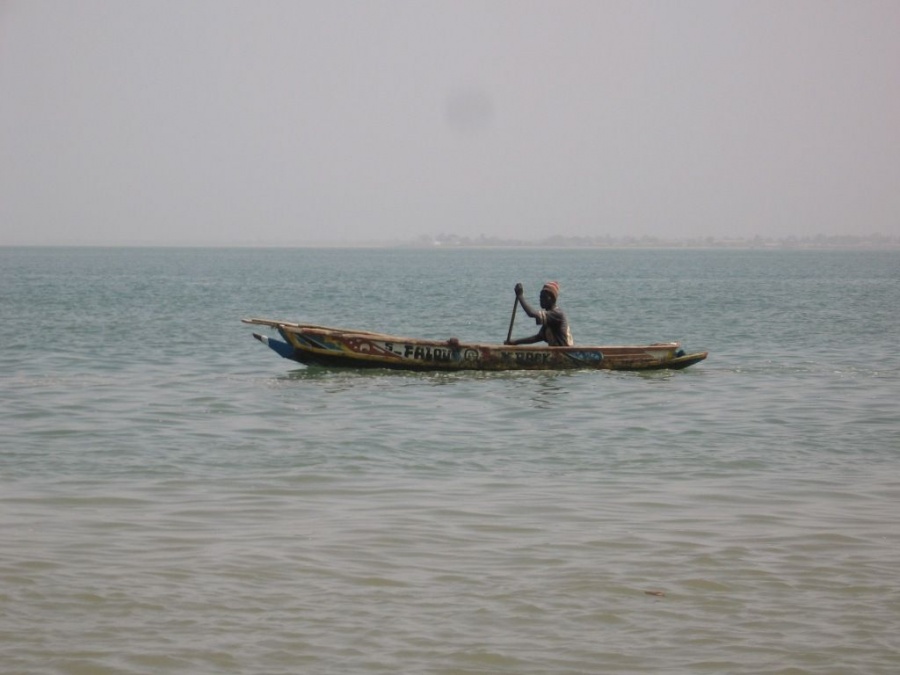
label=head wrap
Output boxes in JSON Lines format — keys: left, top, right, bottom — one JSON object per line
{"left": 542, "top": 281, "right": 560, "bottom": 300}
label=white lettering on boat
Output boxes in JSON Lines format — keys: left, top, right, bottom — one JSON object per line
{"left": 381, "top": 343, "right": 477, "bottom": 363}
{"left": 500, "top": 351, "right": 552, "bottom": 365}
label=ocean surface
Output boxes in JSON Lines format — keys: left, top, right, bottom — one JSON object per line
{"left": 1, "top": 246, "right": 898, "bottom": 675}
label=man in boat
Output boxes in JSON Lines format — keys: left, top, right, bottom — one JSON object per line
{"left": 505, "top": 281, "right": 573, "bottom": 346}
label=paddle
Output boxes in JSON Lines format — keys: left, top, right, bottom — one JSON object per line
{"left": 506, "top": 295, "right": 519, "bottom": 344}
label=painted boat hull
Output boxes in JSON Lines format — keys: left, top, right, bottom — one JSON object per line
{"left": 243, "top": 319, "right": 708, "bottom": 372}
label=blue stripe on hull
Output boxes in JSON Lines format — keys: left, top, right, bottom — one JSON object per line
{"left": 252, "top": 333, "right": 296, "bottom": 361}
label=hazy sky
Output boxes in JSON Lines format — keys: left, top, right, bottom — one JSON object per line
{"left": 2, "top": 1, "right": 898, "bottom": 245}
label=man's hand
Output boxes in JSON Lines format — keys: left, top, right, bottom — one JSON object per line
{"left": 514, "top": 282, "right": 524, "bottom": 297}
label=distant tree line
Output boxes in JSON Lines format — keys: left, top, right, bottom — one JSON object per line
{"left": 409, "top": 233, "right": 900, "bottom": 249}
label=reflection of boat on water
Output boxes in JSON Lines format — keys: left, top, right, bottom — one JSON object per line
{"left": 242, "top": 319, "right": 708, "bottom": 372}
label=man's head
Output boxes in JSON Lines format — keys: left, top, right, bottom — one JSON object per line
{"left": 540, "top": 281, "right": 560, "bottom": 309}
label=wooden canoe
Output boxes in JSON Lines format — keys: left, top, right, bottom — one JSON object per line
{"left": 242, "top": 319, "right": 708, "bottom": 371}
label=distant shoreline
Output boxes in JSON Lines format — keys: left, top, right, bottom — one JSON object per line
{"left": 3, "top": 234, "right": 899, "bottom": 250}
{"left": 403, "top": 233, "right": 900, "bottom": 250}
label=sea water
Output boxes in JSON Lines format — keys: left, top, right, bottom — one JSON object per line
{"left": 1, "top": 246, "right": 898, "bottom": 674}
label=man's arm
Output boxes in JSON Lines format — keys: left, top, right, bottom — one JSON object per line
{"left": 506, "top": 283, "right": 544, "bottom": 344}
{"left": 505, "top": 332, "right": 542, "bottom": 346}
{"left": 515, "top": 283, "right": 540, "bottom": 319}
